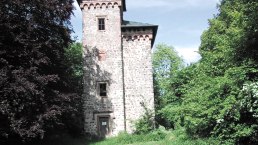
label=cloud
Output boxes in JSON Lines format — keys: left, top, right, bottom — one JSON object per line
{"left": 126, "top": 0, "right": 220, "bottom": 10}
{"left": 174, "top": 45, "right": 201, "bottom": 64}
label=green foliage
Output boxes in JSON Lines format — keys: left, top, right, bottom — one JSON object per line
{"left": 158, "top": 0, "right": 258, "bottom": 144}
{"left": 0, "top": 0, "right": 83, "bottom": 144}
{"left": 134, "top": 106, "right": 155, "bottom": 134}
{"left": 90, "top": 128, "right": 224, "bottom": 145}
{"left": 90, "top": 129, "right": 167, "bottom": 145}
{"left": 213, "top": 82, "right": 258, "bottom": 143}
{"left": 240, "top": 82, "right": 258, "bottom": 119}
{"left": 61, "top": 42, "right": 84, "bottom": 136}
{"left": 152, "top": 44, "right": 184, "bottom": 128}
{"left": 63, "top": 42, "right": 83, "bottom": 94}
{"left": 153, "top": 44, "right": 184, "bottom": 103}
{"left": 183, "top": 0, "right": 258, "bottom": 143}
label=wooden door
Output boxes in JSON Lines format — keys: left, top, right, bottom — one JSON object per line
{"left": 98, "top": 117, "right": 110, "bottom": 138}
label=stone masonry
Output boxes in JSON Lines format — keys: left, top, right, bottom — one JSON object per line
{"left": 78, "top": 0, "right": 158, "bottom": 137}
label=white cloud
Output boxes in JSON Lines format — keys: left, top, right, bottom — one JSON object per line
{"left": 174, "top": 45, "right": 201, "bottom": 64}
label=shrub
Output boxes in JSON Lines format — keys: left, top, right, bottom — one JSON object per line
{"left": 134, "top": 103, "right": 155, "bottom": 134}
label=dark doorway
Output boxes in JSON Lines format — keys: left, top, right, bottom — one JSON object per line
{"left": 98, "top": 116, "right": 110, "bottom": 138}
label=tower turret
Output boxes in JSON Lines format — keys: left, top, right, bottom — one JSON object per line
{"left": 79, "top": 0, "right": 126, "bottom": 137}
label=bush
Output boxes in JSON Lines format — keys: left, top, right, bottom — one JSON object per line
{"left": 134, "top": 103, "right": 155, "bottom": 134}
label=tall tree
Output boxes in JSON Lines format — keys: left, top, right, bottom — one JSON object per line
{"left": 197, "top": 0, "right": 258, "bottom": 143}
{"left": 160, "top": 0, "right": 258, "bottom": 144}
{"left": 152, "top": 44, "right": 184, "bottom": 128}
{"left": 63, "top": 42, "right": 83, "bottom": 94}
{"left": 153, "top": 44, "right": 184, "bottom": 105}
{"left": 0, "top": 0, "right": 80, "bottom": 144}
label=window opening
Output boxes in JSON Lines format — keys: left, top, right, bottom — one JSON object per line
{"left": 98, "top": 18, "right": 105, "bottom": 30}
{"left": 99, "top": 83, "right": 107, "bottom": 97}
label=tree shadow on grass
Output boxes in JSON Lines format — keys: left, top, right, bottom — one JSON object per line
{"left": 37, "top": 133, "right": 104, "bottom": 145}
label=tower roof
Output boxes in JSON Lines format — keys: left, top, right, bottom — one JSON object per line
{"left": 122, "top": 20, "right": 158, "bottom": 47}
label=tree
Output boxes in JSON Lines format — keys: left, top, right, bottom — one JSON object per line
{"left": 153, "top": 44, "right": 184, "bottom": 106}
{"left": 196, "top": 1, "right": 258, "bottom": 143}
{"left": 0, "top": 0, "right": 80, "bottom": 143}
{"left": 158, "top": 0, "right": 258, "bottom": 144}
{"left": 63, "top": 42, "right": 83, "bottom": 94}
{"left": 163, "top": 0, "right": 258, "bottom": 144}
{"left": 61, "top": 42, "right": 84, "bottom": 135}
{"left": 152, "top": 44, "right": 184, "bottom": 128}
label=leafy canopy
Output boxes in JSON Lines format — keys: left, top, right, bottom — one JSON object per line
{"left": 0, "top": 0, "right": 83, "bottom": 144}
{"left": 158, "top": 0, "right": 258, "bottom": 144}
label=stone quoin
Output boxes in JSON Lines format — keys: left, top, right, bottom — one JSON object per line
{"left": 77, "top": 0, "right": 158, "bottom": 137}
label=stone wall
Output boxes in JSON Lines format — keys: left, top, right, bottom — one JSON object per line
{"left": 122, "top": 29, "right": 155, "bottom": 133}
{"left": 81, "top": 0, "right": 155, "bottom": 137}
{"left": 82, "top": 0, "right": 125, "bottom": 136}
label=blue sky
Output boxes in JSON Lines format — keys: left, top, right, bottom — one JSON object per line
{"left": 71, "top": 0, "right": 220, "bottom": 64}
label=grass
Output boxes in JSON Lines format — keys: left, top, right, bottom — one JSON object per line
{"left": 89, "top": 128, "right": 227, "bottom": 145}
{"left": 40, "top": 128, "right": 232, "bottom": 145}
{"left": 38, "top": 133, "right": 90, "bottom": 145}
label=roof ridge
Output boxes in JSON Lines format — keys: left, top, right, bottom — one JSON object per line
{"left": 122, "top": 20, "right": 157, "bottom": 27}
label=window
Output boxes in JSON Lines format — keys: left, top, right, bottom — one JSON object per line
{"left": 98, "top": 18, "right": 105, "bottom": 30}
{"left": 98, "top": 82, "right": 107, "bottom": 97}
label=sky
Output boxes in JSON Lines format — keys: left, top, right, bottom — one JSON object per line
{"left": 71, "top": 0, "right": 220, "bottom": 64}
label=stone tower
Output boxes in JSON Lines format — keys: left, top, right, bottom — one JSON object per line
{"left": 78, "top": 0, "right": 158, "bottom": 137}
